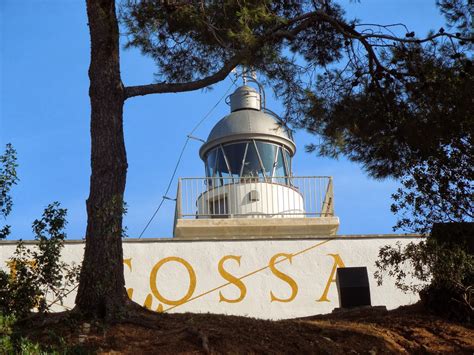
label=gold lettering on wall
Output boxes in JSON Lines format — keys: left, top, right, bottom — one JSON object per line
{"left": 7, "top": 260, "right": 37, "bottom": 279}
{"left": 218, "top": 255, "right": 247, "bottom": 303}
{"left": 149, "top": 256, "right": 197, "bottom": 306}
{"left": 269, "top": 253, "right": 298, "bottom": 303}
{"left": 143, "top": 293, "right": 153, "bottom": 310}
{"left": 316, "top": 254, "right": 345, "bottom": 302}
{"left": 123, "top": 258, "right": 134, "bottom": 299}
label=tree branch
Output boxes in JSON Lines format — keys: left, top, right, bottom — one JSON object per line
{"left": 124, "top": 55, "right": 241, "bottom": 99}
{"left": 123, "top": 11, "right": 322, "bottom": 100}
{"left": 124, "top": 7, "right": 467, "bottom": 100}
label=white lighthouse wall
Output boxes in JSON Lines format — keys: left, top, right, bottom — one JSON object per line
{"left": 195, "top": 182, "right": 305, "bottom": 218}
{"left": 0, "top": 235, "right": 422, "bottom": 320}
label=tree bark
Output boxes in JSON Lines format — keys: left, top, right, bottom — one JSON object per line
{"left": 75, "top": 0, "right": 128, "bottom": 318}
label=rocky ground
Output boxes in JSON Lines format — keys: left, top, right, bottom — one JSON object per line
{"left": 23, "top": 304, "right": 473, "bottom": 354}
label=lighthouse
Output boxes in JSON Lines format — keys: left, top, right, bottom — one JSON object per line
{"left": 174, "top": 81, "right": 339, "bottom": 238}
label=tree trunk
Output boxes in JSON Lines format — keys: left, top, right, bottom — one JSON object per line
{"left": 75, "top": 0, "right": 129, "bottom": 318}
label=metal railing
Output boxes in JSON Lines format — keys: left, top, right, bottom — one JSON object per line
{"left": 174, "top": 176, "right": 334, "bottom": 222}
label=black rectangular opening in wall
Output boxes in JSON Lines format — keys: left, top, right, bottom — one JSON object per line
{"left": 336, "top": 267, "right": 371, "bottom": 308}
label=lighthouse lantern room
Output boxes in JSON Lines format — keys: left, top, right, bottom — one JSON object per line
{"left": 174, "top": 81, "right": 339, "bottom": 239}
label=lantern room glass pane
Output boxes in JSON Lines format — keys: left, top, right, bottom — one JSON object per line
{"left": 242, "top": 143, "right": 264, "bottom": 178}
{"left": 223, "top": 143, "right": 246, "bottom": 179}
{"left": 284, "top": 149, "right": 292, "bottom": 176}
{"left": 274, "top": 147, "right": 288, "bottom": 184}
{"left": 255, "top": 141, "right": 277, "bottom": 178}
{"left": 215, "top": 147, "right": 231, "bottom": 185}
{"left": 205, "top": 148, "right": 217, "bottom": 182}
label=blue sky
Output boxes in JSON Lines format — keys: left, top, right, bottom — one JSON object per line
{"left": 1, "top": 1, "right": 446, "bottom": 239}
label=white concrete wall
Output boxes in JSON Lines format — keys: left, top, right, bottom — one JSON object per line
{"left": 195, "top": 182, "right": 305, "bottom": 217}
{"left": 0, "top": 235, "right": 422, "bottom": 320}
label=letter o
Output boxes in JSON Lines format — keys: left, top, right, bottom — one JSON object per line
{"left": 150, "top": 256, "right": 197, "bottom": 306}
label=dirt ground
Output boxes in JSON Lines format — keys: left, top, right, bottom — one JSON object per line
{"left": 24, "top": 304, "right": 473, "bottom": 354}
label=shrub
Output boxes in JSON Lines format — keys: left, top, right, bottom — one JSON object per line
{"left": 375, "top": 223, "right": 473, "bottom": 323}
{"left": 0, "top": 202, "right": 80, "bottom": 318}
{"left": 0, "top": 143, "right": 18, "bottom": 240}
{"left": 0, "top": 314, "right": 44, "bottom": 354}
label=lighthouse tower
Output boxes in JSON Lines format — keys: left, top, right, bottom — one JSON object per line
{"left": 173, "top": 82, "right": 339, "bottom": 238}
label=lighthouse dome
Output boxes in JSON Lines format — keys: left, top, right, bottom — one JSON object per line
{"left": 199, "top": 104, "right": 296, "bottom": 159}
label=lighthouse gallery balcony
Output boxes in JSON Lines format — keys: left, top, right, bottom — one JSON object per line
{"left": 173, "top": 176, "right": 338, "bottom": 239}
{"left": 177, "top": 176, "right": 334, "bottom": 219}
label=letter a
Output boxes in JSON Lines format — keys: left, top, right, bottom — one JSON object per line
{"left": 316, "top": 254, "right": 345, "bottom": 302}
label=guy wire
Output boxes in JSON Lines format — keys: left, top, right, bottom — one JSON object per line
{"left": 138, "top": 78, "right": 238, "bottom": 238}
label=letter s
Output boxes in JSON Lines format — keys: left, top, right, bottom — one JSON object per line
{"left": 269, "top": 253, "right": 298, "bottom": 303}
{"left": 218, "top": 255, "right": 247, "bottom": 303}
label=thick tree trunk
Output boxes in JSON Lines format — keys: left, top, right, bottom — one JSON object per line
{"left": 75, "top": 0, "right": 129, "bottom": 318}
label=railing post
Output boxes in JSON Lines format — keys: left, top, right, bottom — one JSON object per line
{"left": 173, "top": 178, "right": 182, "bottom": 237}
{"left": 321, "top": 177, "right": 334, "bottom": 216}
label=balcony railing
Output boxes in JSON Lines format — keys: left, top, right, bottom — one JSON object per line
{"left": 174, "top": 176, "right": 334, "bottom": 225}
